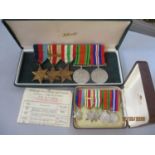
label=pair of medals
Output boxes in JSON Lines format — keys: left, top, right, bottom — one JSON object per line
{"left": 73, "top": 44, "right": 108, "bottom": 84}
{"left": 74, "top": 89, "right": 121, "bottom": 123}
{"left": 73, "top": 67, "right": 108, "bottom": 84}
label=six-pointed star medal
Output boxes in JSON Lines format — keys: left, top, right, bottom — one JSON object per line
{"left": 47, "top": 67, "right": 60, "bottom": 82}
{"left": 32, "top": 65, "right": 47, "bottom": 83}
{"left": 59, "top": 65, "right": 73, "bottom": 82}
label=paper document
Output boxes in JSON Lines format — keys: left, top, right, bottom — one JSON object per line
{"left": 17, "top": 88, "right": 72, "bottom": 127}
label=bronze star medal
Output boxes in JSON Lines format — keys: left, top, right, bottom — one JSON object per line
{"left": 32, "top": 65, "right": 47, "bottom": 83}
{"left": 47, "top": 67, "right": 60, "bottom": 82}
{"left": 59, "top": 65, "right": 73, "bottom": 82}
{"left": 86, "top": 111, "right": 97, "bottom": 122}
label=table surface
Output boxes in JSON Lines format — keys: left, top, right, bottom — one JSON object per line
{"left": 0, "top": 20, "right": 155, "bottom": 135}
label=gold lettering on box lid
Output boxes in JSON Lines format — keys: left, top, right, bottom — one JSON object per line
{"left": 63, "top": 32, "right": 77, "bottom": 37}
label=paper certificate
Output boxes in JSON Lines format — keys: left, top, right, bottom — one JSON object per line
{"left": 17, "top": 88, "right": 72, "bottom": 128}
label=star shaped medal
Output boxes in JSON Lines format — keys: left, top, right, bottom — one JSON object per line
{"left": 47, "top": 67, "right": 60, "bottom": 82}
{"left": 59, "top": 65, "right": 73, "bottom": 82}
{"left": 32, "top": 65, "right": 47, "bottom": 83}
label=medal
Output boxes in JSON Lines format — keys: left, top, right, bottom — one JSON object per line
{"left": 84, "top": 89, "right": 94, "bottom": 121}
{"left": 91, "top": 44, "right": 108, "bottom": 84}
{"left": 86, "top": 111, "right": 99, "bottom": 122}
{"left": 32, "top": 65, "right": 48, "bottom": 83}
{"left": 59, "top": 65, "right": 73, "bottom": 82}
{"left": 100, "top": 111, "right": 111, "bottom": 122}
{"left": 99, "top": 90, "right": 111, "bottom": 122}
{"left": 74, "top": 89, "right": 84, "bottom": 120}
{"left": 73, "top": 44, "right": 90, "bottom": 84}
{"left": 49, "top": 44, "right": 61, "bottom": 64}
{"left": 33, "top": 44, "right": 48, "bottom": 64}
{"left": 109, "top": 90, "right": 121, "bottom": 123}
{"left": 73, "top": 68, "right": 90, "bottom": 84}
{"left": 46, "top": 67, "right": 60, "bottom": 82}
{"left": 110, "top": 112, "right": 119, "bottom": 123}
{"left": 91, "top": 68, "right": 108, "bottom": 83}
{"left": 85, "top": 89, "right": 101, "bottom": 122}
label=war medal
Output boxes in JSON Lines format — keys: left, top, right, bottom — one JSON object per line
{"left": 109, "top": 90, "right": 120, "bottom": 123}
{"left": 73, "top": 44, "right": 90, "bottom": 84}
{"left": 91, "top": 44, "right": 108, "bottom": 84}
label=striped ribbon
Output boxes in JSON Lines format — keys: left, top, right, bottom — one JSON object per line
{"left": 43, "top": 44, "right": 48, "bottom": 62}
{"left": 76, "top": 89, "right": 82, "bottom": 109}
{"left": 74, "top": 44, "right": 91, "bottom": 65}
{"left": 76, "top": 89, "right": 121, "bottom": 111}
{"left": 33, "top": 44, "right": 38, "bottom": 63}
{"left": 37, "top": 44, "right": 44, "bottom": 64}
{"left": 94, "top": 89, "right": 101, "bottom": 108}
{"left": 33, "top": 44, "right": 43, "bottom": 64}
{"left": 74, "top": 44, "right": 80, "bottom": 65}
{"left": 90, "top": 44, "right": 105, "bottom": 65}
{"left": 33, "top": 44, "right": 105, "bottom": 65}
{"left": 50, "top": 44, "right": 57, "bottom": 64}
{"left": 64, "top": 44, "right": 74, "bottom": 63}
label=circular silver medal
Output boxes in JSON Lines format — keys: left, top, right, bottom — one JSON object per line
{"left": 73, "top": 69, "right": 90, "bottom": 84}
{"left": 91, "top": 68, "right": 108, "bottom": 84}
{"left": 110, "top": 112, "right": 119, "bottom": 123}
{"left": 99, "top": 111, "right": 111, "bottom": 123}
{"left": 74, "top": 110, "right": 83, "bottom": 120}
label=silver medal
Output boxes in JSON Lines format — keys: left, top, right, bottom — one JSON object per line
{"left": 73, "top": 69, "right": 90, "bottom": 84}
{"left": 99, "top": 111, "right": 111, "bottom": 123}
{"left": 74, "top": 110, "right": 83, "bottom": 120}
{"left": 110, "top": 112, "right": 119, "bottom": 123}
{"left": 91, "top": 68, "right": 108, "bottom": 84}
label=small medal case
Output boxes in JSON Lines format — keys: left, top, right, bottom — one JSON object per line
{"left": 74, "top": 62, "right": 155, "bottom": 128}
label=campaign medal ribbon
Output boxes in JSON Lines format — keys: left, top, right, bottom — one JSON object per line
{"left": 73, "top": 44, "right": 90, "bottom": 84}
{"left": 33, "top": 44, "right": 38, "bottom": 63}
{"left": 110, "top": 90, "right": 121, "bottom": 122}
{"left": 85, "top": 89, "right": 101, "bottom": 121}
{"left": 99, "top": 90, "right": 111, "bottom": 122}
{"left": 91, "top": 44, "right": 108, "bottom": 84}
{"left": 75, "top": 89, "right": 84, "bottom": 120}
{"left": 50, "top": 44, "right": 57, "bottom": 65}
{"left": 43, "top": 44, "right": 48, "bottom": 63}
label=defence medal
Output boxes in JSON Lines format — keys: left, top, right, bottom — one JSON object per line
{"left": 73, "top": 44, "right": 90, "bottom": 84}
{"left": 99, "top": 90, "right": 111, "bottom": 123}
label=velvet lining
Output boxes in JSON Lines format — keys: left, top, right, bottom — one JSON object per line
{"left": 17, "top": 52, "right": 121, "bottom": 84}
